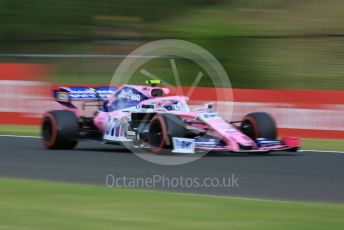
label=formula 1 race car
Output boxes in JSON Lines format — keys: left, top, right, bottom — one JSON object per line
{"left": 42, "top": 80, "right": 300, "bottom": 154}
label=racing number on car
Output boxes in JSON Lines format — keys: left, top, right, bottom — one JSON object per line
{"left": 105, "top": 117, "right": 121, "bottom": 137}
{"left": 104, "top": 115, "right": 129, "bottom": 141}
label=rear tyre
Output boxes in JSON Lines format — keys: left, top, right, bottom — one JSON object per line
{"left": 148, "top": 114, "right": 186, "bottom": 153}
{"left": 241, "top": 112, "right": 277, "bottom": 140}
{"left": 42, "top": 110, "right": 79, "bottom": 149}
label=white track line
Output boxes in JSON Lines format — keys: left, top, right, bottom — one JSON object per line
{"left": 136, "top": 187, "right": 336, "bottom": 205}
{"left": 300, "top": 149, "right": 344, "bottom": 154}
{"left": 1, "top": 135, "right": 343, "bottom": 154}
{"left": 152, "top": 190, "right": 293, "bottom": 204}
{"left": 0, "top": 134, "right": 40, "bottom": 139}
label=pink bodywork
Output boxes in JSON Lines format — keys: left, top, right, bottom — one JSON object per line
{"left": 59, "top": 85, "right": 300, "bottom": 152}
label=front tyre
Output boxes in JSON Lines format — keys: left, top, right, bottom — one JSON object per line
{"left": 148, "top": 114, "right": 186, "bottom": 153}
{"left": 241, "top": 112, "right": 277, "bottom": 140}
{"left": 42, "top": 110, "right": 79, "bottom": 149}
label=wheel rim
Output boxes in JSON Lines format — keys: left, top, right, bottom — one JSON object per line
{"left": 149, "top": 121, "right": 164, "bottom": 148}
{"left": 241, "top": 120, "right": 256, "bottom": 139}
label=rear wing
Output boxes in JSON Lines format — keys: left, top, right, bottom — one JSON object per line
{"left": 53, "top": 86, "right": 117, "bottom": 109}
{"left": 53, "top": 86, "right": 117, "bottom": 102}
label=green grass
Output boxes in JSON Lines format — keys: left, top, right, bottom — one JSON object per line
{"left": 2, "top": 1, "right": 344, "bottom": 89}
{"left": 0, "top": 178, "right": 343, "bottom": 230}
{"left": 302, "top": 139, "right": 344, "bottom": 152}
{"left": 155, "top": 0, "right": 344, "bottom": 89}
{"left": 0, "top": 125, "right": 40, "bottom": 136}
{"left": 52, "top": 58, "right": 217, "bottom": 86}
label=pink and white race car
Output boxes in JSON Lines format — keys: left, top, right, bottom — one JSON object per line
{"left": 42, "top": 81, "right": 300, "bottom": 154}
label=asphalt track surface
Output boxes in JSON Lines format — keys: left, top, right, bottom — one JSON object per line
{"left": 1, "top": 136, "right": 344, "bottom": 203}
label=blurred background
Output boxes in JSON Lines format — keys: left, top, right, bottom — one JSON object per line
{"left": 1, "top": 0, "right": 344, "bottom": 141}
{"left": 1, "top": 0, "right": 344, "bottom": 88}
{"left": 2, "top": 2, "right": 344, "bottom": 229}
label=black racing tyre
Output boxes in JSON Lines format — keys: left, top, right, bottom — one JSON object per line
{"left": 148, "top": 113, "right": 186, "bottom": 153}
{"left": 241, "top": 112, "right": 277, "bottom": 140}
{"left": 42, "top": 110, "right": 79, "bottom": 149}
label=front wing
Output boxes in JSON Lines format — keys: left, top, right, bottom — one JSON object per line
{"left": 172, "top": 136, "right": 300, "bottom": 154}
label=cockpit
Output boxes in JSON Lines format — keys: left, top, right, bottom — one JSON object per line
{"left": 104, "top": 81, "right": 171, "bottom": 112}
{"left": 137, "top": 97, "right": 190, "bottom": 112}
